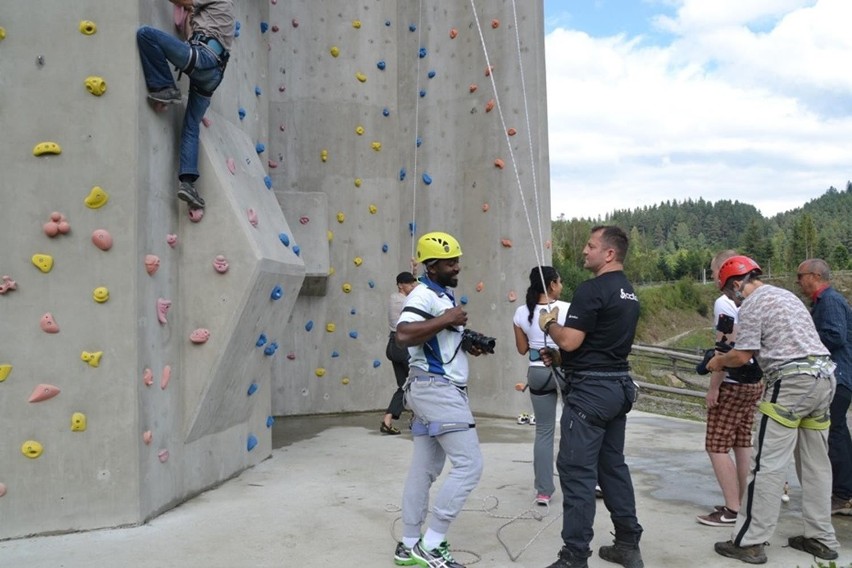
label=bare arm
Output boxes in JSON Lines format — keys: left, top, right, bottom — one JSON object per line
{"left": 545, "top": 322, "right": 586, "bottom": 352}
{"left": 706, "top": 348, "right": 754, "bottom": 372}
{"left": 513, "top": 325, "right": 529, "bottom": 355}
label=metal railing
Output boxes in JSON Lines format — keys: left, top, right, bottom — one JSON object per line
{"left": 630, "top": 343, "right": 706, "bottom": 399}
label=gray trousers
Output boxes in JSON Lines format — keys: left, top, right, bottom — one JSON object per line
{"left": 401, "top": 377, "right": 483, "bottom": 539}
{"left": 527, "top": 365, "right": 563, "bottom": 497}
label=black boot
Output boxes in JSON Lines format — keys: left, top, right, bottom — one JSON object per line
{"left": 599, "top": 541, "right": 644, "bottom": 568}
{"left": 545, "top": 546, "right": 590, "bottom": 568}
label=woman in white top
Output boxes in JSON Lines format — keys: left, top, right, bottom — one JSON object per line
{"left": 513, "top": 266, "right": 570, "bottom": 505}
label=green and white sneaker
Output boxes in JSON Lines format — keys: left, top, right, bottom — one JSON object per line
{"left": 411, "top": 540, "right": 465, "bottom": 568}
{"left": 394, "top": 542, "right": 417, "bottom": 566}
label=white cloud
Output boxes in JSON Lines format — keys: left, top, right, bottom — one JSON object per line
{"left": 546, "top": 0, "right": 852, "bottom": 220}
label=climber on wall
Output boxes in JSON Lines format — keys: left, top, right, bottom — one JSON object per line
{"left": 136, "top": 0, "right": 235, "bottom": 211}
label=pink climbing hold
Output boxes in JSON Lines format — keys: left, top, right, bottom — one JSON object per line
{"left": 485, "top": 99, "right": 495, "bottom": 112}
{"left": 143, "top": 368, "right": 154, "bottom": 387}
{"left": 28, "top": 384, "right": 61, "bottom": 403}
{"left": 291, "top": 18, "right": 299, "bottom": 28}
{"left": 158, "top": 449, "right": 169, "bottom": 463}
{"left": 268, "top": 159, "right": 279, "bottom": 168}
{"left": 161, "top": 365, "right": 171, "bottom": 390}
{"left": 545, "top": 240, "right": 552, "bottom": 249}
{"left": 286, "top": 352, "right": 296, "bottom": 360}
{"left": 201, "top": 116, "right": 212, "bottom": 127}
{"left": 278, "top": 84, "right": 286, "bottom": 92}
{"left": 450, "top": 28, "right": 458, "bottom": 39}
{"left": 189, "top": 208, "right": 204, "bottom": 222}
{"left": 494, "top": 158, "right": 505, "bottom": 169}
{"left": 469, "top": 84, "right": 478, "bottom": 93}
{"left": 143, "top": 431, "right": 153, "bottom": 445}
{"left": 43, "top": 212, "right": 70, "bottom": 237}
{"left": 491, "top": 19, "right": 500, "bottom": 29}
{"left": 482, "top": 203, "right": 490, "bottom": 212}
{"left": 145, "top": 254, "right": 161, "bottom": 275}
{"left": 227, "top": 157, "right": 236, "bottom": 174}
{"left": 247, "top": 208, "right": 258, "bottom": 227}
{"left": 212, "top": 255, "right": 229, "bottom": 274}
{"left": 299, "top": 216, "right": 309, "bottom": 225}
{"left": 501, "top": 239, "right": 513, "bottom": 248}
{"left": 91, "top": 229, "right": 113, "bottom": 251}
{"left": 156, "top": 298, "right": 172, "bottom": 325}
{"left": 279, "top": 123, "right": 286, "bottom": 132}
{"left": 166, "top": 234, "right": 178, "bottom": 248}
{"left": 190, "top": 329, "right": 210, "bottom": 344}
{"left": 271, "top": 25, "right": 279, "bottom": 33}
{"left": 0, "top": 275, "right": 17, "bottom": 294}
{"left": 507, "top": 127, "right": 517, "bottom": 136}
{"left": 508, "top": 290, "right": 518, "bottom": 302}
{"left": 485, "top": 65, "right": 494, "bottom": 77}
{"left": 40, "top": 312, "right": 59, "bottom": 333}
{"left": 0, "top": 483, "right": 6, "bottom": 497}
{"left": 475, "top": 282, "right": 484, "bottom": 292}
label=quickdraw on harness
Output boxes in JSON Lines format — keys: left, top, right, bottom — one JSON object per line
{"left": 759, "top": 355, "right": 836, "bottom": 430}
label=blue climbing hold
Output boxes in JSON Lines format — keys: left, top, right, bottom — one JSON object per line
{"left": 264, "top": 342, "right": 279, "bottom": 356}
{"left": 377, "top": 60, "right": 386, "bottom": 71}
{"left": 270, "top": 285, "right": 283, "bottom": 300}
{"left": 428, "top": 70, "right": 436, "bottom": 79}
{"left": 279, "top": 233, "right": 290, "bottom": 246}
{"left": 255, "top": 86, "right": 262, "bottom": 96}
{"left": 419, "top": 89, "right": 426, "bottom": 98}
{"left": 235, "top": 21, "right": 241, "bottom": 38}
{"left": 422, "top": 173, "right": 432, "bottom": 185}
{"left": 373, "top": 360, "right": 381, "bottom": 368}
{"left": 238, "top": 107, "right": 246, "bottom": 120}
{"left": 399, "top": 168, "right": 406, "bottom": 181}
{"left": 293, "top": 245, "right": 301, "bottom": 256}
{"left": 409, "top": 24, "right": 416, "bottom": 32}
{"left": 247, "top": 434, "right": 258, "bottom": 451}
{"left": 266, "top": 416, "right": 275, "bottom": 428}
{"left": 256, "top": 143, "right": 265, "bottom": 154}
{"left": 460, "top": 296, "right": 469, "bottom": 305}
{"left": 386, "top": 20, "right": 391, "bottom": 27}
{"left": 264, "top": 175, "right": 272, "bottom": 189}
{"left": 256, "top": 333, "right": 267, "bottom": 347}
{"left": 368, "top": 280, "right": 375, "bottom": 288}
{"left": 419, "top": 47, "right": 427, "bottom": 58}
{"left": 260, "top": 22, "right": 268, "bottom": 33}
{"left": 416, "top": 137, "right": 422, "bottom": 147}
{"left": 247, "top": 382, "right": 259, "bottom": 396}
{"left": 382, "top": 107, "right": 390, "bottom": 117}
{"left": 305, "top": 320, "right": 314, "bottom": 331}
{"left": 350, "top": 308, "right": 357, "bottom": 315}
{"left": 408, "top": 222, "right": 416, "bottom": 235}
{"left": 331, "top": 351, "right": 340, "bottom": 358}
{"left": 382, "top": 243, "right": 389, "bottom": 253}
{"left": 349, "top": 330, "right": 358, "bottom": 339}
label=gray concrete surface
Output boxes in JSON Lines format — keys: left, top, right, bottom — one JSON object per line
{"left": 2, "top": 410, "right": 850, "bottom": 568}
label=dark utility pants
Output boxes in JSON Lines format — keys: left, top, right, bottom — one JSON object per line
{"left": 830, "top": 385, "right": 852, "bottom": 499}
{"left": 557, "top": 373, "right": 643, "bottom": 555}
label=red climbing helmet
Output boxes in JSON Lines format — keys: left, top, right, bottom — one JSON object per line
{"left": 717, "top": 255, "right": 761, "bottom": 290}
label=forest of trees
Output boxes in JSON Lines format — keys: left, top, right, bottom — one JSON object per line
{"left": 551, "top": 182, "right": 852, "bottom": 294}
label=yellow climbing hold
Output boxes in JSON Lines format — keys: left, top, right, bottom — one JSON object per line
{"left": 21, "top": 440, "right": 43, "bottom": 459}
{"left": 325, "top": 323, "right": 336, "bottom": 333}
{"left": 368, "top": 204, "right": 378, "bottom": 214}
{"left": 371, "top": 141, "right": 382, "bottom": 151}
{"left": 341, "top": 377, "right": 350, "bottom": 385}
{"left": 327, "top": 230, "right": 334, "bottom": 242}
{"left": 92, "top": 286, "right": 109, "bottom": 303}
{"left": 315, "top": 368, "right": 326, "bottom": 377}
{"left": 330, "top": 46, "right": 340, "bottom": 57}
{"left": 355, "top": 126, "right": 365, "bottom": 135}
{"left": 0, "top": 364, "right": 11, "bottom": 382}
{"left": 354, "top": 178, "right": 362, "bottom": 187}
{"left": 33, "top": 142, "right": 61, "bottom": 156}
{"left": 0, "top": 27, "right": 6, "bottom": 40}
{"left": 320, "top": 149, "right": 328, "bottom": 162}
{"left": 79, "top": 20, "right": 97, "bottom": 35}
{"left": 342, "top": 283, "right": 352, "bottom": 293}
{"left": 84, "top": 76, "right": 107, "bottom": 96}
{"left": 355, "top": 72, "right": 367, "bottom": 83}
{"left": 31, "top": 254, "right": 54, "bottom": 273}
{"left": 81, "top": 351, "right": 103, "bottom": 368}
{"left": 353, "top": 257, "right": 363, "bottom": 266}
{"left": 71, "top": 412, "right": 87, "bottom": 432}
{"left": 352, "top": 20, "right": 362, "bottom": 29}
{"left": 328, "top": 267, "right": 335, "bottom": 276}
{"left": 84, "top": 186, "right": 109, "bottom": 209}
{"left": 336, "top": 211, "right": 345, "bottom": 223}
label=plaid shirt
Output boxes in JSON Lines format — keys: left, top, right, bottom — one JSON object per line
{"left": 812, "top": 286, "right": 852, "bottom": 390}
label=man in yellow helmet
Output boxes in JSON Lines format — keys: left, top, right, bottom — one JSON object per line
{"left": 393, "top": 232, "right": 489, "bottom": 568}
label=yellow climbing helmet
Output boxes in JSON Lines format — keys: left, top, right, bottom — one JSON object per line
{"left": 416, "top": 232, "right": 463, "bottom": 262}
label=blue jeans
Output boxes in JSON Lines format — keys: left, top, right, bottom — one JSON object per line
{"left": 829, "top": 385, "right": 852, "bottom": 499}
{"left": 136, "top": 26, "right": 224, "bottom": 179}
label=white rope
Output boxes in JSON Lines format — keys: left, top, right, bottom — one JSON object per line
{"left": 409, "top": 0, "right": 425, "bottom": 264}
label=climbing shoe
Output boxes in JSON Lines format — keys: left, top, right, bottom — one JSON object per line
{"left": 148, "top": 87, "right": 182, "bottom": 104}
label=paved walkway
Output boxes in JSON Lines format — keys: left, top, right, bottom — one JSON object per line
{"left": 2, "top": 411, "right": 851, "bottom": 567}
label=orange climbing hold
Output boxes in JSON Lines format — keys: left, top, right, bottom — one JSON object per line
{"left": 482, "top": 203, "right": 490, "bottom": 212}
{"left": 501, "top": 239, "right": 513, "bottom": 248}
{"left": 491, "top": 19, "right": 500, "bottom": 29}
{"left": 475, "top": 282, "right": 484, "bottom": 292}
{"left": 508, "top": 290, "right": 518, "bottom": 302}
{"left": 161, "top": 365, "right": 172, "bottom": 389}
{"left": 469, "top": 84, "right": 478, "bottom": 93}
{"left": 485, "top": 99, "right": 495, "bottom": 112}
{"left": 485, "top": 65, "right": 493, "bottom": 77}
{"left": 507, "top": 128, "right": 517, "bottom": 136}
{"left": 494, "top": 159, "right": 505, "bottom": 169}
{"left": 449, "top": 28, "right": 458, "bottom": 39}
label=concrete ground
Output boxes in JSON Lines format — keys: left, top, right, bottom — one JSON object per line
{"left": 2, "top": 410, "right": 851, "bottom": 568}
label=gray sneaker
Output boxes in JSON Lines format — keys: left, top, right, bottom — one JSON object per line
{"left": 148, "top": 87, "right": 181, "bottom": 104}
{"left": 788, "top": 536, "right": 838, "bottom": 560}
{"left": 714, "top": 540, "right": 766, "bottom": 564}
{"left": 177, "top": 181, "right": 205, "bottom": 209}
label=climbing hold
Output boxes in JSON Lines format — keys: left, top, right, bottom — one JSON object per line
{"left": 79, "top": 20, "right": 97, "bottom": 35}
{"left": 268, "top": 159, "right": 279, "bottom": 169}
{"left": 260, "top": 21, "right": 268, "bottom": 33}
{"left": 270, "top": 285, "right": 283, "bottom": 300}
{"left": 354, "top": 178, "right": 363, "bottom": 187}
{"left": 476, "top": 281, "right": 484, "bottom": 292}
{"left": 348, "top": 330, "right": 358, "bottom": 339}
{"left": 91, "top": 229, "right": 113, "bottom": 251}
{"left": 93, "top": 286, "right": 109, "bottom": 303}
{"left": 419, "top": 47, "right": 427, "bottom": 58}
{"left": 342, "top": 377, "right": 350, "bottom": 385}
{"left": 355, "top": 72, "right": 367, "bottom": 83}
{"left": 267, "top": 416, "right": 275, "bottom": 428}
{"left": 382, "top": 243, "right": 389, "bottom": 253}
{"left": 336, "top": 211, "right": 345, "bottom": 223}
{"left": 545, "top": 240, "right": 552, "bottom": 249}
{"left": 247, "top": 208, "right": 258, "bottom": 227}
{"left": 409, "top": 221, "right": 416, "bottom": 235}
{"left": 21, "top": 440, "right": 43, "bottom": 459}
{"left": 271, "top": 25, "right": 279, "bottom": 33}
{"left": 71, "top": 412, "right": 87, "bottom": 432}
{"left": 450, "top": 28, "right": 458, "bottom": 39}
{"left": 0, "top": 483, "right": 5, "bottom": 497}
{"left": 315, "top": 368, "right": 326, "bottom": 377}
{"left": 482, "top": 203, "right": 490, "bottom": 212}
{"left": 485, "top": 99, "right": 495, "bottom": 112}
{"left": 399, "top": 168, "right": 406, "bottom": 181}
{"left": 355, "top": 125, "right": 365, "bottom": 135}
{"left": 350, "top": 308, "right": 357, "bottom": 315}
{"left": 212, "top": 255, "right": 229, "bottom": 274}
{"left": 264, "top": 342, "right": 279, "bottom": 356}
{"left": 145, "top": 254, "right": 161, "bottom": 275}
{"left": 264, "top": 176, "right": 273, "bottom": 189}
{"left": 469, "top": 84, "right": 478, "bottom": 93}
{"left": 0, "top": 276, "right": 16, "bottom": 295}
{"left": 305, "top": 320, "right": 314, "bottom": 331}
{"left": 235, "top": 21, "right": 241, "bottom": 37}
{"left": 328, "top": 230, "right": 334, "bottom": 242}
{"left": 256, "top": 333, "right": 267, "bottom": 347}
{"left": 143, "top": 368, "right": 153, "bottom": 386}
{"left": 508, "top": 290, "right": 518, "bottom": 302}
{"left": 84, "top": 76, "right": 107, "bottom": 96}
{"left": 377, "top": 60, "right": 386, "bottom": 71}
{"left": 286, "top": 352, "right": 296, "bottom": 360}
{"left": 321, "top": 149, "right": 328, "bottom": 162}
{"left": 507, "top": 127, "right": 517, "bottom": 136}
{"left": 291, "top": 18, "right": 299, "bottom": 28}
{"left": 428, "top": 70, "right": 436, "bottom": 79}
{"left": 416, "top": 137, "right": 422, "bottom": 147}
{"left": 382, "top": 108, "right": 390, "bottom": 117}
{"left": 419, "top": 89, "right": 426, "bottom": 98}
{"left": 501, "top": 239, "right": 513, "bottom": 248}
{"left": 238, "top": 107, "right": 246, "bottom": 120}
{"left": 460, "top": 296, "right": 469, "bottom": 305}
{"left": 326, "top": 323, "right": 336, "bottom": 333}
{"left": 491, "top": 19, "right": 500, "bottom": 29}
{"left": 247, "top": 435, "right": 258, "bottom": 452}
{"left": 368, "top": 280, "right": 375, "bottom": 288}
{"left": 331, "top": 351, "right": 340, "bottom": 358}
{"left": 353, "top": 257, "right": 363, "bottom": 266}
{"left": 227, "top": 157, "right": 236, "bottom": 174}
{"left": 494, "top": 158, "right": 505, "bottom": 169}
{"left": 485, "top": 65, "right": 494, "bottom": 76}
{"left": 158, "top": 449, "right": 169, "bottom": 463}
{"left": 299, "top": 216, "right": 309, "bottom": 225}
{"left": 368, "top": 204, "right": 377, "bottom": 214}
{"left": 201, "top": 116, "right": 212, "bottom": 127}
{"left": 143, "top": 431, "right": 153, "bottom": 445}
{"left": 352, "top": 19, "right": 361, "bottom": 29}
{"left": 190, "top": 329, "right": 210, "bottom": 344}
{"left": 342, "top": 283, "right": 352, "bottom": 293}
{"left": 256, "top": 142, "right": 265, "bottom": 154}
{"left": 279, "top": 233, "right": 290, "bottom": 247}
{"left": 157, "top": 298, "right": 171, "bottom": 324}
{"left": 0, "top": 364, "right": 11, "bottom": 382}
{"left": 247, "top": 382, "right": 259, "bottom": 396}
{"left": 84, "top": 185, "right": 109, "bottom": 208}
{"left": 515, "top": 382, "right": 526, "bottom": 392}
{"left": 373, "top": 360, "right": 381, "bottom": 368}
{"left": 81, "top": 351, "right": 103, "bottom": 368}
{"left": 28, "top": 384, "right": 60, "bottom": 403}
{"left": 33, "top": 142, "right": 61, "bottom": 156}
{"left": 422, "top": 173, "right": 432, "bottom": 185}
{"left": 40, "top": 312, "right": 59, "bottom": 333}
{"left": 409, "top": 23, "right": 417, "bottom": 32}
{"left": 166, "top": 234, "right": 178, "bottom": 248}
{"left": 371, "top": 142, "right": 382, "bottom": 151}
{"left": 330, "top": 46, "right": 340, "bottom": 57}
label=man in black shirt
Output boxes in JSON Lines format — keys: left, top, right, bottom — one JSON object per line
{"left": 539, "top": 225, "right": 643, "bottom": 568}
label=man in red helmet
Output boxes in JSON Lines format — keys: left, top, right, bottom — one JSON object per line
{"left": 707, "top": 256, "right": 838, "bottom": 564}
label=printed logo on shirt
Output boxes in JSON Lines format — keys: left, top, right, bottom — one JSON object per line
{"left": 620, "top": 288, "right": 638, "bottom": 302}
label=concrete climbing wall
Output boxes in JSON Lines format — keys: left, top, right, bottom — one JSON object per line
{"left": 0, "top": 0, "right": 549, "bottom": 540}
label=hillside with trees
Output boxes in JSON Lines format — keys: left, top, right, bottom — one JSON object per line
{"left": 551, "top": 181, "right": 852, "bottom": 294}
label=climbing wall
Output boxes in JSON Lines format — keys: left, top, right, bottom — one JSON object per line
{"left": 0, "top": 0, "right": 549, "bottom": 539}
{"left": 267, "top": 1, "right": 551, "bottom": 417}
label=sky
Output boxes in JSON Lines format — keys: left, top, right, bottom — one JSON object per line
{"left": 542, "top": 0, "right": 852, "bottom": 220}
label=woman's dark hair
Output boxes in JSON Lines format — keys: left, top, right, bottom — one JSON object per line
{"left": 525, "top": 266, "right": 560, "bottom": 323}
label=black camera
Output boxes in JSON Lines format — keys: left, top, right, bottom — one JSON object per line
{"left": 695, "top": 313, "right": 762, "bottom": 383}
{"left": 460, "top": 329, "right": 496, "bottom": 354}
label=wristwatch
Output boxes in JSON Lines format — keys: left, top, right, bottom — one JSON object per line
{"left": 544, "top": 319, "right": 557, "bottom": 334}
